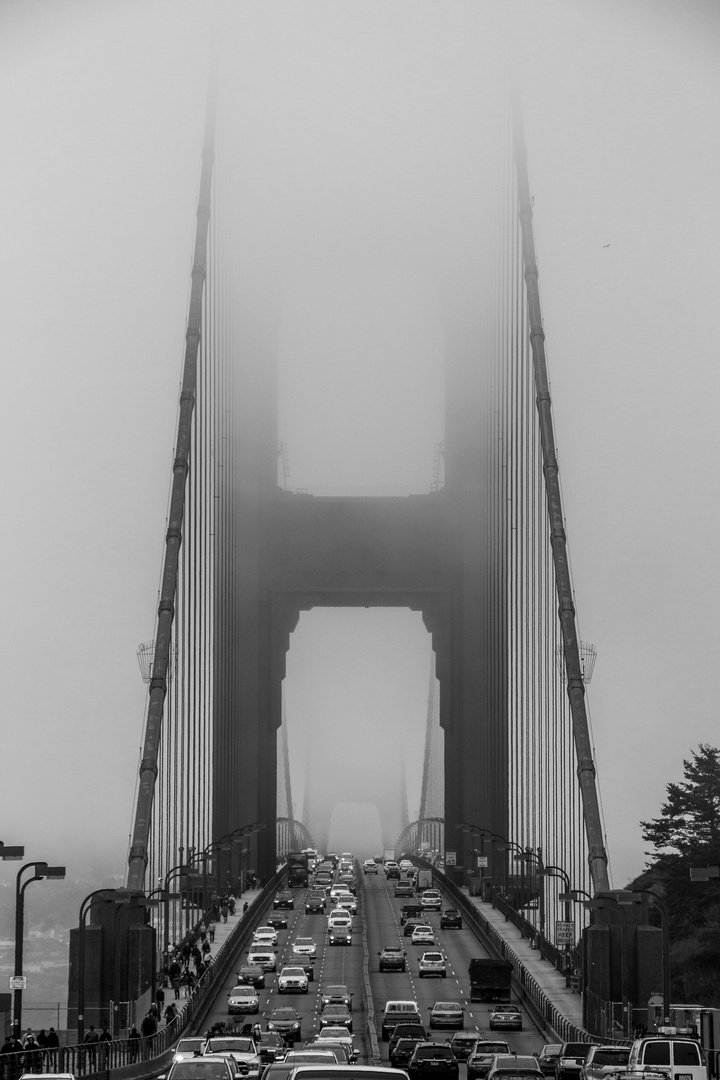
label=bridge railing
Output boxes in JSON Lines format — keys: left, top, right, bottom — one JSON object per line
{"left": 30, "top": 874, "right": 283, "bottom": 1079}
{"left": 416, "top": 858, "right": 595, "bottom": 1043}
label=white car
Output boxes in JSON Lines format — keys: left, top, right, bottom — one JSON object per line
{"left": 329, "top": 885, "right": 353, "bottom": 901}
{"left": 418, "top": 950, "right": 446, "bottom": 978}
{"left": 292, "top": 937, "right": 317, "bottom": 958}
{"left": 420, "top": 890, "right": 443, "bottom": 910}
{"left": 363, "top": 859, "right": 378, "bottom": 874}
{"left": 327, "top": 910, "right": 352, "bottom": 929}
{"left": 252, "top": 927, "right": 279, "bottom": 947}
{"left": 247, "top": 948, "right": 276, "bottom": 971}
{"left": 333, "top": 896, "right": 357, "bottom": 915}
{"left": 411, "top": 924, "right": 436, "bottom": 946}
{"left": 278, "top": 965, "right": 309, "bottom": 994}
{"left": 227, "top": 984, "right": 260, "bottom": 1013}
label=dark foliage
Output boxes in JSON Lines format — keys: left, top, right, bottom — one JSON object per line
{"left": 640, "top": 744, "right": 720, "bottom": 1004}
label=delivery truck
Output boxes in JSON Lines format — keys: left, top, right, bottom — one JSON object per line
{"left": 468, "top": 958, "right": 513, "bottom": 1002}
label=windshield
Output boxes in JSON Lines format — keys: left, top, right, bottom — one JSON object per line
{"left": 172, "top": 1064, "right": 229, "bottom": 1078}
{"left": 207, "top": 1040, "right": 255, "bottom": 1053}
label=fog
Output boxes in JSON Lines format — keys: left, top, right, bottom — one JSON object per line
{"left": 0, "top": 1, "right": 719, "bottom": 895}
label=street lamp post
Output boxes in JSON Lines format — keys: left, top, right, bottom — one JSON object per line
{"left": 14, "top": 862, "right": 66, "bottom": 1033}
{"left": 540, "top": 863, "right": 572, "bottom": 973}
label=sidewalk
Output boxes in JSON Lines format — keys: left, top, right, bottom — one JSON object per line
{"left": 460, "top": 887, "right": 584, "bottom": 1030}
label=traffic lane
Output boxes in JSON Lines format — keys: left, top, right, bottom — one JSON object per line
{"left": 364, "top": 874, "right": 546, "bottom": 1059}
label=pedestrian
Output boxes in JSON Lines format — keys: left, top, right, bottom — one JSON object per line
{"left": 21, "top": 1035, "right": 42, "bottom": 1075}
{"left": 128, "top": 1027, "right": 141, "bottom": 1063}
{"left": 201, "top": 938, "right": 211, "bottom": 958}
{"left": 140, "top": 1011, "right": 157, "bottom": 1051}
{"left": 198, "top": 921, "right": 207, "bottom": 942}
{"left": 228, "top": 896, "right": 236, "bottom": 915}
{"left": 208, "top": 919, "right": 216, "bottom": 942}
{"left": 45, "top": 1028, "right": 59, "bottom": 1072}
{"left": 83, "top": 1025, "right": 99, "bottom": 1071}
{"left": 98, "top": 1027, "right": 112, "bottom": 1068}
{"left": 243, "top": 901, "right": 248, "bottom": 915}
{"left": 172, "top": 972, "right": 182, "bottom": 999}
{"left": 220, "top": 901, "right": 228, "bottom": 923}
{"left": 164, "top": 1002, "right": 178, "bottom": 1027}
{"left": 155, "top": 986, "right": 165, "bottom": 1009}
{"left": 0, "top": 1034, "right": 22, "bottom": 1080}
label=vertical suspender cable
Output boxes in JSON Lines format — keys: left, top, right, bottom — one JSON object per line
{"left": 127, "top": 66, "right": 219, "bottom": 893}
{"left": 512, "top": 104, "right": 609, "bottom": 894}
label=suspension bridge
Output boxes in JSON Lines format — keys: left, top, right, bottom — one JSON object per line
{"left": 26, "top": 49, "right": 669, "bottom": 1069}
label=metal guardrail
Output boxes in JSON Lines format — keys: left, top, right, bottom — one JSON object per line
{"left": 413, "top": 858, "right": 596, "bottom": 1043}
{"left": 12, "top": 873, "right": 285, "bottom": 1080}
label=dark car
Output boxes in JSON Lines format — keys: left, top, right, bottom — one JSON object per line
{"left": 379, "top": 946, "right": 407, "bottom": 972}
{"left": 386, "top": 865, "right": 401, "bottom": 880}
{"left": 407, "top": 1041, "right": 460, "bottom": 1080}
{"left": 556, "top": 1045, "right": 593, "bottom": 1080}
{"left": 388, "top": 1024, "right": 427, "bottom": 1054}
{"left": 448, "top": 1032, "right": 480, "bottom": 1063}
{"left": 486, "top": 1056, "right": 543, "bottom": 1080}
{"left": 267, "top": 911, "right": 289, "bottom": 929}
{"left": 404, "top": 917, "right": 431, "bottom": 937}
{"left": 320, "top": 985, "right": 353, "bottom": 1010}
{"left": 391, "top": 1039, "right": 425, "bottom": 1069}
{"left": 267, "top": 1007, "right": 302, "bottom": 1044}
{"left": 237, "top": 965, "right": 266, "bottom": 990}
{"left": 255, "top": 1032, "right": 286, "bottom": 1066}
{"left": 439, "top": 908, "right": 463, "bottom": 929}
{"left": 581, "top": 1046, "right": 630, "bottom": 1080}
{"left": 400, "top": 905, "right": 423, "bottom": 925}
{"left": 536, "top": 1046, "right": 563, "bottom": 1078}
{"left": 274, "top": 891, "right": 294, "bottom": 910}
{"left": 305, "top": 893, "right": 326, "bottom": 914}
{"left": 466, "top": 1042, "right": 511, "bottom": 1080}
{"left": 319, "top": 1004, "right": 353, "bottom": 1033}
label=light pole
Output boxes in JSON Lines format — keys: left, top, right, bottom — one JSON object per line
{"left": 541, "top": 864, "right": 573, "bottom": 973}
{"left": 14, "top": 862, "right": 66, "bottom": 1033}
{"left": 631, "top": 888, "right": 670, "bottom": 1028}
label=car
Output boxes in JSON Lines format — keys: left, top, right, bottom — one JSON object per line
{"left": 400, "top": 904, "right": 423, "bottom": 925}
{"left": 319, "top": 1004, "right": 353, "bottom": 1032}
{"left": 466, "top": 1042, "right": 511, "bottom": 1080}
{"left": 334, "top": 895, "right": 358, "bottom": 915}
{"left": 307, "top": 1038, "right": 355, "bottom": 1064}
{"left": 328, "top": 923, "right": 352, "bottom": 945}
{"left": 305, "top": 893, "right": 326, "bottom": 913}
{"left": 266, "top": 911, "right": 290, "bottom": 929}
{"left": 289, "top": 949, "right": 315, "bottom": 980}
{"left": 447, "top": 1032, "right": 480, "bottom": 1063}
{"left": 391, "top": 1038, "right": 425, "bottom": 1070}
{"left": 381, "top": 1000, "right": 423, "bottom": 1040}
{"left": 379, "top": 945, "right": 407, "bottom": 972}
{"left": 363, "top": 859, "right": 378, "bottom": 874}
{"left": 292, "top": 937, "right": 317, "bottom": 958}
{"left": 404, "top": 917, "right": 431, "bottom": 937}
{"left": 485, "top": 1056, "right": 543, "bottom": 1080}
{"left": 536, "top": 1047, "right": 563, "bottom": 1078}
{"left": 165, "top": 1060, "right": 238, "bottom": 1080}
{"left": 389, "top": 1023, "right": 427, "bottom": 1047}
{"left": 227, "top": 984, "right": 261, "bottom": 1014}
{"left": 320, "top": 985, "right": 353, "bottom": 1009}
{"left": 439, "top": 909, "right": 463, "bottom": 929}
{"left": 173, "top": 1038, "right": 207, "bottom": 1063}
{"left": 267, "top": 1007, "right": 303, "bottom": 1044}
{"left": 329, "top": 884, "right": 352, "bottom": 901}
{"left": 203, "top": 1037, "right": 261, "bottom": 1075}
{"left": 247, "top": 949, "right": 276, "bottom": 971}
{"left": 395, "top": 881, "right": 415, "bottom": 898}
{"left": 252, "top": 928, "right": 279, "bottom": 947}
{"left": 407, "top": 1041, "right": 460, "bottom": 1080}
{"left": 327, "top": 911, "right": 352, "bottom": 929}
{"left": 411, "top": 925, "right": 436, "bottom": 946}
{"left": 338, "top": 875, "right": 356, "bottom": 894}
{"left": 556, "top": 1046, "right": 594, "bottom": 1080}
{"left": 255, "top": 1032, "right": 286, "bottom": 1066}
{"left": 274, "top": 891, "right": 294, "bottom": 910}
{"left": 418, "top": 951, "right": 446, "bottom": 978}
{"left": 237, "top": 964, "right": 266, "bottom": 989}
{"left": 581, "top": 1047, "right": 631, "bottom": 1080}
{"left": 288, "top": 1068, "right": 401, "bottom": 1080}
{"left": 310, "top": 1028, "right": 358, "bottom": 1059}
{"left": 386, "top": 864, "right": 401, "bottom": 880}
{"left": 269, "top": 1050, "right": 339, "bottom": 1076}
{"left": 420, "top": 891, "right": 442, "bottom": 911}
{"left": 278, "top": 966, "right": 309, "bottom": 994}
{"left": 489, "top": 1005, "right": 522, "bottom": 1031}
{"left": 428, "top": 1002, "right": 464, "bottom": 1030}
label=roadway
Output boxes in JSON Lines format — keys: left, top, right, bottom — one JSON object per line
{"left": 196, "top": 866, "right": 551, "bottom": 1064}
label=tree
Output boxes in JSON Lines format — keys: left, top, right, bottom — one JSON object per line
{"left": 641, "top": 744, "right": 720, "bottom": 1004}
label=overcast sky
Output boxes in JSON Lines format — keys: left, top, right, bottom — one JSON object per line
{"left": 0, "top": 0, "right": 719, "bottom": 890}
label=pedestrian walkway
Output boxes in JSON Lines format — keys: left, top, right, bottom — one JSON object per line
{"left": 460, "top": 887, "right": 585, "bottom": 1031}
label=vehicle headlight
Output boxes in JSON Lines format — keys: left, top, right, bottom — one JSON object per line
{"left": 266, "top": 1023, "right": 275, "bottom": 1030}
{"left": 292, "top": 1023, "right": 299, "bottom": 1029}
